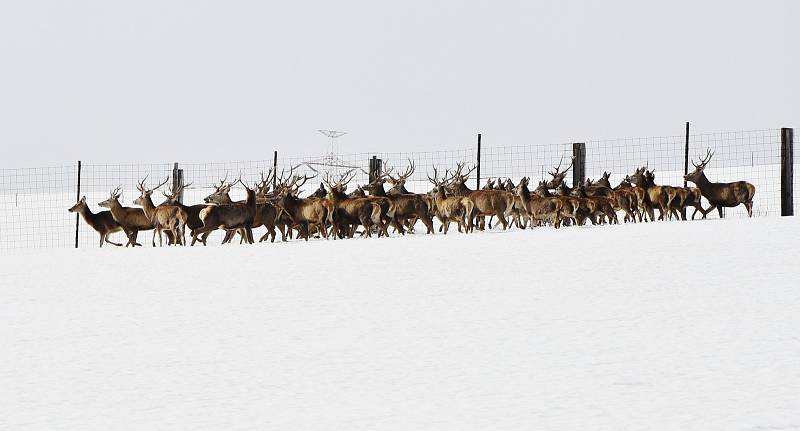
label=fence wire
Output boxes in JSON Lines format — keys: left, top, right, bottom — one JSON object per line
{"left": 0, "top": 127, "right": 795, "bottom": 250}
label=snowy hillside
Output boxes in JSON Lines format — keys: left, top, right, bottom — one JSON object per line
{"left": 1, "top": 217, "right": 799, "bottom": 430}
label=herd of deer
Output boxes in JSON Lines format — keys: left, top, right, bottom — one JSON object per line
{"left": 68, "top": 149, "right": 756, "bottom": 247}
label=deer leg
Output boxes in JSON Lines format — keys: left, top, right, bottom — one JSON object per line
{"left": 496, "top": 212, "right": 509, "bottom": 230}
{"left": 745, "top": 201, "right": 753, "bottom": 217}
{"left": 717, "top": 206, "right": 724, "bottom": 219}
{"left": 106, "top": 233, "right": 122, "bottom": 247}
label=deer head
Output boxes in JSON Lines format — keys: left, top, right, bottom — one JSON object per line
{"left": 685, "top": 149, "right": 714, "bottom": 184}
{"left": 386, "top": 159, "right": 415, "bottom": 193}
{"left": 204, "top": 174, "right": 234, "bottom": 204}
{"left": 98, "top": 186, "right": 124, "bottom": 208}
{"left": 133, "top": 176, "right": 169, "bottom": 207}
{"left": 68, "top": 196, "right": 88, "bottom": 213}
{"left": 546, "top": 156, "right": 574, "bottom": 189}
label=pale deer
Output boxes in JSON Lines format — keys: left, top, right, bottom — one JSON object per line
{"left": 132, "top": 177, "right": 189, "bottom": 246}
{"left": 427, "top": 167, "right": 474, "bottom": 233}
{"left": 68, "top": 196, "right": 123, "bottom": 247}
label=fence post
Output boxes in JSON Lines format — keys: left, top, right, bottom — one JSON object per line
{"left": 684, "top": 122, "right": 690, "bottom": 188}
{"left": 476, "top": 133, "right": 482, "bottom": 190}
{"left": 74, "top": 160, "right": 81, "bottom": 249}
{"left": 369, "top": 156, "right": 382, "bottom": 183}
{"left": 781, "top": 128, "right": 794, "bottom": 216}
{"left": 682, "top": 121, "right": 690, "bottom": 220}
{"left": 171, "top": 163, "right": 184, "bottom": 203}
{"left": 572, "top": 142, "right": 586, "bottom": 187}
{"left": 272, "top": 150, "right": 278, "bottom": 188}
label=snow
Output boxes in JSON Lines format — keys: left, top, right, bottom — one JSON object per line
{"left": 1, "top": 217, "right": 800, "bottom": 430}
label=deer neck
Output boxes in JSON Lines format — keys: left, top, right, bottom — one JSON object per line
{"left": 692, "top": 171, "right": 713, "bottom": 193}
{"left": 140, "top": 195, "right": 157, "bottom": 219}
{"left": 371, "top": 183, "right": 388, "bottom": 197}
{"left": 77, "top": 206, "right": 100, "bottom": 228}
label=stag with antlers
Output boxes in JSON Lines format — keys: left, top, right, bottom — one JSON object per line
{"left": 685, "top": 149, "right": 755, "bottom": 218}
{"left": 427, "top": 167, "right": 474, "bottom": 234}
{"left": 362, "top": 165, "right": 434, "bottom": 235}
{"left": 546, "top": 156, "right": 575, "bottom": 190}
{"left": 192, "top": 177, "right": 258, "bottom": 244}
{"left": 274, "top": 172, "right": 332, "bottom": 241}
{"left": 324, "top": 170, "right": 394, "bottom": 239}
{"left": 98, "top": 186, "right": 155, "bottom": 247}
{"left": 132, "top": 176, "right": 189, "bottom": 246}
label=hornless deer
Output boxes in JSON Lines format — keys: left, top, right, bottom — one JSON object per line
{"left": 615, "top": 176, "right": 645, "bottom": 222}
{"left": 68, "top": 196, "right": 123, "bottom": 247}
{"left": 536, "top": 181, "right": 580, "bottom": 226}
{"left": 684, "top": 149, "right": 755, "bottom": 218}
{"left": 427, "top": 167, "right": 474, "bottom": 234}
{"left": 482, "top": 178, "right": 496, "bottom": 190}
{"left": 516, "top": 177, "right": 562, "bottom": 228}
{"left": 583, "top": 172, "right": 635, "bottom": 223}
{"left": 628, "top": 167, "right": 668, "bottom": 222}
{"left": 192, "top": 178, "right": 258, "bottom": 244}
{"left": 572, "top": 182, "right": 618, "bottom": 224}
{"left": 133, "top": 177, "right": 189, "bottom": 246}
{"left": 98, "top": 187, "right": 154, "bottom": 247}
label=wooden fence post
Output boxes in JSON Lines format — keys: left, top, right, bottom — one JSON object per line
{"left": 572, "top": 143, "right": 586, "bottom": 187}
{"left": 781, "top": 128, "right": 794, "bottom": 216}
{"left": 369, "top": 156, "right": 382, "bottom": 184}
{"left": 476, "top": 133, "right": 482, "bottom": 190}
{"left": 171, "top": 163, "right": 184, "bottom": 204}
{"left": 74, "top": 160, "right": 81, "bottom": 249}
{"left": 272, "top": 151, "right": 278, "bottom": 188}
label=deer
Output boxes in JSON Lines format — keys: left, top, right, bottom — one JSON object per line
{"left": 535, "top": 180, "right": 580, "bottom": 226}
{"left": 515, "top": 177, "right": 562, "bottom": 228}
{"left": 274, "top": 173, "right": 332, "bottom": 241}
{"left": 98, "top": 186, "right": 154, "bottom": 247}
{"left": 628, "top": 166, "right": 669, "bottom": 222}
{"left": 427, "top": 167, "right": 474, "bottom": 234}
{"left": 68, "top": 196, "right": 124, "bottom": 247}
{"left": 572, "top": 182, "right": 618, "bottom": 224}
{"left": 583, "top": 172, "right": 636, "bottom": 223}
{"left": 324, "top": 170, "right": 393, "bottom": 239}
{"left": 482, "top": 178, "right": 496, "bottom": 190}
{"left": 159, "top": 181, "right": 214, "bottom": 245}
{"left": 132, "top": 176, "right": 189, "bottom": 246}
{"left": 385, "top": 159, "right": 416, "bottom": 196}
{"left": 684, "top": 149, "right": 755, "bottom": 218}
{"left": 446, "top": 162, "right": 515, "bottom": 230}
{"left": 192, "top": 177, "right": 258, "bottom": 244}
{"left": 362, "top": 167, "right": 435, "bottom": 235}
{"left": 615, "top": 176, "right": 645, "bottom": 222}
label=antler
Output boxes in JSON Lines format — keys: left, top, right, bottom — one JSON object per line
{"left": 692, "top": 148, "right": 714, "bottom": 168}
{"left": 163, "top": 181, "right": 192, "bottom": 200}
{"left": 388, "top": 159, "right": 415, "bottom": 182}
{"left": 110, "top": 186, "right": 122, "bottom": 199}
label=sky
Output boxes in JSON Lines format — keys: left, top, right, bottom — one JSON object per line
{"left": 0, "top": 1, "right": 797, "bottom": 167}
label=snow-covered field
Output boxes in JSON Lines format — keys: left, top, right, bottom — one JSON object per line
{"left": 1, "top": 217, "right": 799, "bottom": 430}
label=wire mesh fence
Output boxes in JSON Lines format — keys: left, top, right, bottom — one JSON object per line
{"left": 0, "top": 127, "right": 795, "bottom": 250}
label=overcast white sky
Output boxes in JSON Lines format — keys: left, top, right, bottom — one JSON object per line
{"left": 0, "top": 1, "right": 797, "bottom": 167}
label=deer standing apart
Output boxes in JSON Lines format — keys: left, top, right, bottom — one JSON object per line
{"left": 69, "top": 196, "right": 123, "bottom": 247}
{"left": 684, "top": 149, "right": 755, "bottom": 218}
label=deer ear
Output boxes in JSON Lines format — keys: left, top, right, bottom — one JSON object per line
{"left": 81, "top": 196, "right": 86, "bottom": 202}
